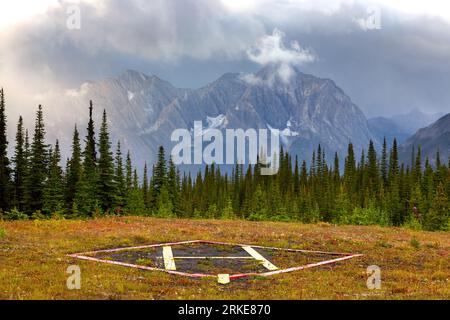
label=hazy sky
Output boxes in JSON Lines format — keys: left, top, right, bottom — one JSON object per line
{"left": 1, "top": 0, "right": 450, "bottom": 119}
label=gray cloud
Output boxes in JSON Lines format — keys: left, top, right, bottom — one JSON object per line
{"left": 1, "top": 0, "right": 450, "bottom": 127}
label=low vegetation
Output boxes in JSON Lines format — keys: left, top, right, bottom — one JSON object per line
{"left": 0, "top": 217, "right": 448, "bottom": 300}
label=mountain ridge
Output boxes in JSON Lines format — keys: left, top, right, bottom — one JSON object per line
{"left": 399, "top": 113, "right": 450, "bottom": 166}
{"left": 37, "top": 66, "right": 378, "bottom": 171}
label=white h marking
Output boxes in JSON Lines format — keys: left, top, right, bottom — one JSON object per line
{"left": 162, "top": 246, "right": 176, "bottom": 270}
{"left": 242, "top": 246, "right": 278, "bottom": 271}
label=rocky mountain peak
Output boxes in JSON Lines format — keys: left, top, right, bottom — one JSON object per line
{"left": 38, "top": 67, "right": 378, "bottom": 171}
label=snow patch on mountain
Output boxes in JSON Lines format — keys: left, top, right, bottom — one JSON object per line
{"left": 267, "top": 123, "right": 299, "bottom": 145}
{"left": 206, "top": 114, "right": 226, "bottom": 129}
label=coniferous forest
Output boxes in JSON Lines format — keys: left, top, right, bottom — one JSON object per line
{"left": 0, "top": 88, "right": 449, "bottom": 231}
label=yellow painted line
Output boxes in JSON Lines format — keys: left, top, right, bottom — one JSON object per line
{"left": 162, "top": 246, "right": 176, "bottom": 270}
{"left": 173, "top": 256, "right": 254, "bottom": 259}
{"left": 242, "top": 246, "right": 278, "bottom": 271}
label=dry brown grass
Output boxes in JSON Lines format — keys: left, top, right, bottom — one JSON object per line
{"left": 0, "top": 217, "right": 448, "bottom": 300}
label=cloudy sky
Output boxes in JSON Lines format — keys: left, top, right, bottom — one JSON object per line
{"left": 1, "top": 0, "right": 450, "bottom": 119}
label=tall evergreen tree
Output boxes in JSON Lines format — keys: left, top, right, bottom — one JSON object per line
{"left": 124, "top": 167, "right": 145, "bottom": 215}
{"left": 25, "top": 105, "right": 48, "bottom": 214}
{"left": 12, "top": 116, "right": 26, "bottom": 210}
{"left": 380, "top": 137, "right": 388, "bottom": 185}
{"left": 114, "top": 141, "right": 126, "bottom": 212}
{"left": 75, "top": 102, "right": 99, "bottom": 216}
{"left": 424, "top": 183, "right": 449, "bottom": 231}
{"left": 388, "top": 138, "right": 399, "bottom": 182}
{"left": 142, "top": 162, "right": 150, "bottom": 209}
{"left": 43, "top": 140, "right": 64, "bottom": 214}
{"left": 66, "top": 126, "right": 82, "bottom": 213}
{"left": 97, "top": 109, "right": 116, "bottom": 211}
{"left": 367, "top": 140, "right": 379, "bottom": 195}
{"left": 344, "top": 142, "right": 356, "bottom": 198}
{"left": 0, "top": 88, "right": 12, "bottom": 212}
{"left": 152, "top": 146, "right": 167, "bottom": 198}
{"left": 84, "top": 100, "right": 97, "bottom": 166}
{"left": 167, "top": 156, "right": 181, "bottom": 216}
{"left": 125, "top": 151, "right": 133, "bottom": 192}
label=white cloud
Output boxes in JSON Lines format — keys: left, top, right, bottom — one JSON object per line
{"left": 247, "top": 28, "right": 315, "bottom": 66}
{"left": 244, "top": 28, "right": 316, "bottom": 84}
{"left": 240, "top": 73, "right": 263, "bottom": 86}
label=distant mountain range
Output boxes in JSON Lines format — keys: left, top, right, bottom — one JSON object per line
{"left": 35, "top": 66, "right": 447, "bottom": 172}
{"left": 368, "top": 109, "right": 444, "bottom": 146}
{"left": 399, "top": 113, "right": 450, "bottom": 166}
{"left": 39, "top": 65, "right": 376, "bottom": 170}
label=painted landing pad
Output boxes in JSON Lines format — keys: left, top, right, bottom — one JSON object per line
{"left": 68, "top": 240, "right": 362, "bottom": 282}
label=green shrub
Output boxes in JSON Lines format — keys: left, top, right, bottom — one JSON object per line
{"left": 51, "top": 211, "right": 65, "bottom": 220}
{"left": 403, "top": 217, "right": 422, "bottom": 231}
{"left": 0, "top": 228, "right": 6, "bottom": 239}
{"left": 270, "top": 214, "right": 293, "bottom": 222}
{"left": 5, "top": 208, "right": 28, "bottom": 221}
{"left": 337, "top": 206, "right": 390, "bottom": 226}
{"left": 410, "top": 236, "right": 421, "bottom": 249}
{"left": 206, "top": 204, "right": 218, "bottom": 219}
{"left": 248, "top": 213, "right": 265, "bottom": 221}
{"left": 31, "top": 210, "right": 48, "bottom": 220}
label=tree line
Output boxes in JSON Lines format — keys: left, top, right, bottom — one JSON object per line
{"left": 0, "top": 88, "right": 448, "bottom": 230}
{"left": 182, "top": 140, "right": 449, "bottom": 231}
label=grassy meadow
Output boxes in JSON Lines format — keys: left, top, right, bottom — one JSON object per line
{"left": 0, "top": 217, "right": 448, "bottom": 300}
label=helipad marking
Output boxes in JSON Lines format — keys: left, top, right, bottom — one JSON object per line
{"left": 168, "top": 256, "right": 254, "bottom": 259}
{"left": 242, "top": 246, "right": 278, "bottom": 271}
{"left": 163, "top": 246, "right": 176, "bottom": 270}
{"left": 68, "top": 240, "right": 363, "bottom": 281}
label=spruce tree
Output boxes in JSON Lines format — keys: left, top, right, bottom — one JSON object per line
{"left": 83, "top": 100, "right": 98, "bottom": 189}
{"left": 167, "top": 157, "right": 181, "bottom": 216}
{"left": 152, "top": 146, "right": 167, "bottom": 198}
{"left": 84, "top": 100, "right": 97, "bottom": 166}
{"left": 125, "top": 168, "right": 145, "bottom": 215}
{"left": 43, "top": 140, "right": 64, "bottom": 215}
{"left": 293, "top": 155, "right": 300, "bottom": 194}
{"left": 142, "top": 162, "right": 150, "bottom": 210}
{"left": 26, "top": 105, "right": 48, "bottom": 214}
{"left": 66, "top": 126, "right": 82, "bottom": 213}
{"left": 12, "top": 116, "right": 26, "bottom": 211}
{"left": 222, "top": 197, "right": 234, "bottom": 219}
{"left": 388, "top": 138, "right": 399, "bottom": 182}
{"left": 97, "top": 109, "right": 116, "bottom": 212}
{"left": 424, "top": 183, "right": 449, "bottom": 231}
{"left": 333, "top": 152, "right": 340, "bottom": 184}
{"left": 380, "top": 137, "right": 388, "bottom": 185}
{"left": 413, "top": 146, "right": 422, "bottom": 184}
{"left": 367, "top": 140, "right": 379, "bottom": 195}
{"left": 114, "top": 141, "right": 126, "bottom": 212}
{"left": 344, "top": 142, "right": 356, "bottom": 200}
{"left": 0, "top": 88, "right": 12, "bottom": 212}
{"left": 125, "top": 151, "right": 133, "bottom": 192}
{"left": 75, "top": 102, "right": 99, "bottom": 216}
